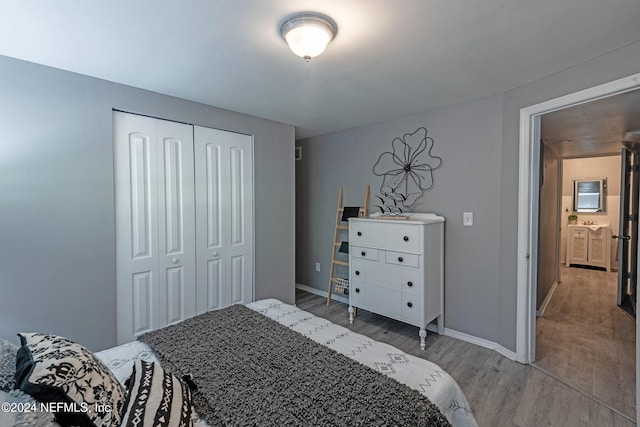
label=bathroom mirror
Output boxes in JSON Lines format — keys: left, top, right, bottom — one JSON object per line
{"left": 573, "top": 178, "right": 606, "bottom": 212}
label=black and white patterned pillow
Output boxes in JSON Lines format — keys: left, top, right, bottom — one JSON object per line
{"left": 121, "top": 360, "right": 193, "bottom": 427}
{"left": 15, "top": 333, "right": 125, "bottom": 427}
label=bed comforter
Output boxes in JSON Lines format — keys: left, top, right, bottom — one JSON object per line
{"left": 96, "top": 299, "right": 477, "bottom": 427}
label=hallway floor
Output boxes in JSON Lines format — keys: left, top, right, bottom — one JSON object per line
{"left": 536, "top": 266, "right": 636, "bottom": 419}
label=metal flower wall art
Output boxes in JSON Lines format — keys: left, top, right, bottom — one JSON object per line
{"left": 372, "top": 127, "right": 442, "bottom": 214}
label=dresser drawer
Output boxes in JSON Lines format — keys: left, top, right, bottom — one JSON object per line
{"left": 350, "top": 246, "right": 379, "bottom": 261}
{"left": 364, "top": 284, "right": 402, "bottom": 319}
{"left": 350, "top": 281, "right": 403, "bottom": 320}
{"left": 402, "top": 294, "right": 422, "bottom": 326}
{"left": 402, "top": 269, "right": 422, "bottom": 296}
{"left": 351, "top": 259, "right": 402, "bottom": 290}
{"left": 385, "top": 250, "right": 419, "bottom": 268}
{"left": 350, "top": 280, "right": 365, "bottom": 305}
{"left": 350, "top": 221, "right": 421, "bottom": 253}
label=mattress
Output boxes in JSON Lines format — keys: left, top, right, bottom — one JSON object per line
{"left": 96, "top": 299, "right": 477, "bottom": 427}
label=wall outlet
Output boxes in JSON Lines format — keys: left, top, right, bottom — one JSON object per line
{"left": 463, "top": 212, "right": 473, "bottom": 226}
{"left": 315, "top": 262, "right": 321, "bottom": 272}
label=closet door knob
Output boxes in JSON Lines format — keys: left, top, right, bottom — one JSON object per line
{"left": 357, "top": 231, "right": 362, "bottom": 236}
{"left": 355, "top": 288, "right": 360, "bottom": 293}
{"left": 171, "top": 258, "right": 179, "bottom": 264}
{"left": 407, "top": 281, "right": 413, "bottom": 287}
{"left": 361, "top": 251, "right": 366, "bottom": 256}
{"left": 403, "top": 236, "right": 409, "bottom": 241}
{"left": 355, "top": 270, "right": 360, "bottom": 276}
{"left": 398, "top": 257, "right": 403, "bottom": 262}
{"left": 407, "top": 302, "right": 413, "bottom": 308}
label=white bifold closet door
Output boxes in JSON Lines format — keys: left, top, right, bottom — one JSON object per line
{"left": 114, "top": 112, "right": 196, "bottom": 344}
{"left": 194, "top": 126, "right": 253, "bottom": 313}
{"left": 114, "top": 112, "right": 253, "bottom": 344}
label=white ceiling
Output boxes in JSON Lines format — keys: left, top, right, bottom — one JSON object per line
{"left": 0, "top": 0, "right": 639, "bottom": 139}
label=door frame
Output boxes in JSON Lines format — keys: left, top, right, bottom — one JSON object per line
{"left": 516, "top": 72, "right": 640, "bottom": 418}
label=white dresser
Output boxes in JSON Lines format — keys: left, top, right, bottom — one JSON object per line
{"left": 348, "top": 213, "right": 445, "bottom": 349}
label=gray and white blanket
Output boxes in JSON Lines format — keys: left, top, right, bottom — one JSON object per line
{"left": 139, "top": 304, "right": 451, "bottom": 427}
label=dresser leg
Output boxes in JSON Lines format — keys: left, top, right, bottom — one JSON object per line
{"left": 348, "top": 306, "right": 354, "bottom": 324}
{"left": 419, "top": 328, "right": 427, "bottom": 350}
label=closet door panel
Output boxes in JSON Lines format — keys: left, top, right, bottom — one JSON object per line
{"left": 207, "top": 259, "right": 222, "bottom": 310}
{"left": 163, "top": 138, "right": 186, "bottom": 254}
{"left": 195, "top": 135, "right": 225, "bottom": 312}
{"left": 225, "top": 132, "right": 253, "bottom": 305}
{"left": 115, "top": 112, "right": 196, "bottom": 344}
{"left": 166, "top": 266, "right": 184, "bottom": 325}
{"left": 156, "top": 120, "right": 196, "bottom": 326}
{"left": 195, "top": 126, "right": 253, "bottom": 311}
{"left": 230, "top": 146, "right": 245, "bottom": 245}
{"left": 129, "top": 134, "right": 153, "bottom": 259}
{"left": 115, "top": 113, "right": 160, "bottom": 343}
{"left": 231, "top": 255, "right": 244, "bottom": 304}
{"left": 132, "top": 271, "right": 154, "bottom": 336}
{"left": 205, "top": 144, "right": 222, "bottom": 249}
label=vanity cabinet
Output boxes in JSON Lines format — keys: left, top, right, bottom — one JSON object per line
{"left": 347, "top": 213, "right": 444, "bottom": 350}
{"left": 567, "top": 225, "right": 611, "bottom": 271}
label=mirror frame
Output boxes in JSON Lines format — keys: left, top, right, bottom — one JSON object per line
{"left": 572, "top": 178, "right": 606, "bottom": 213}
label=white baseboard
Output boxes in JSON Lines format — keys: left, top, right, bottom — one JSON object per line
{"left": 295, "top": 283, "right": 349, "bottom": 304}
{"left": 444, "top": 328, "right": 518, "bottom": 361}
{"left": 536, "top": 280, "right": 559, "bottom": 317}
{"left": 296, "top": 283, "right": 518, "bottom": 362}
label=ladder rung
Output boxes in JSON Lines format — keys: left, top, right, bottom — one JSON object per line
{"left": 336, "top": 225, "right": 349, "bottom": 230}
{"left": 332, "top": 260, "right": 349, "bottom": 267}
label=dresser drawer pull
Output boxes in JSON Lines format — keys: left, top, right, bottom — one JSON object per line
{"left": 355, "top": 270, "right": 360, "bottom": 276}
{"left": 407, "top": 281, "right": 413, "bottom": 287}
{"left": 361, "top": 251, "right": 366, "bottom": 256}
{"left": 403, "top": 236, "right": 409, "bottom": 241}
{"left": 355, "top": 288, "right": 360, "bottom": 293}
{"left": 398, "top": 256, "right": 403, "bottom": 262}
{"left": 357, "top": 231, "right": 362, "bottom": 236}
{"left": 407, "top": 302, "right": 413, "bottom": 308}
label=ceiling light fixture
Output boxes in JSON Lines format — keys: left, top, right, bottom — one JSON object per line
{"left": 623, "top": 131, "right": 640, "bottom": 153}
{"left": 279, "top": 12, "right": 337, "bottom": 62}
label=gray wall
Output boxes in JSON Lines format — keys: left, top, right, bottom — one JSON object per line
{"left": 0, "top": 55, "right": 295, "bottom": 351}
{"left": 296, "top": 95, "right": 504, "bottom": 341}
{"left": 537, "top": 144, "right": 560, "bottom": 311}
{"left": 297, "top": 40, "right": 640, "bottom": 351}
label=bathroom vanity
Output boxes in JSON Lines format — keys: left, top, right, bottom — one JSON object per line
{"left": 566, "top": 224, "right": 611, "bottom": 272}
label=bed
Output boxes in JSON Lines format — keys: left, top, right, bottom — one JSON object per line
{"left": 2, "top": 299, "right": 477, "bottom": 427}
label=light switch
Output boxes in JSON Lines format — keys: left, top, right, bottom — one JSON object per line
{"left": 315, "top": 262, "right": 321, "bottom": 272}
{"left": 463, "top": 212, "right": 473, "bottom": 226}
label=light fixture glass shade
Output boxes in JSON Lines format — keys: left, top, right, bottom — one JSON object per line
{"left": 280, "top": 13, "right": 336, "bottom": 61}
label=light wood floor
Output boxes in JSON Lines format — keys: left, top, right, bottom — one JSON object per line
{"left": 296, "top": 288, "right": 636, "bottom": 427}
{"left": 536, "top": 266, "right": 636, "bottom": 420}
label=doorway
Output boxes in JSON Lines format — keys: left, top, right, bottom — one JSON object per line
{"left": 516, "top": 73, "right": 640, "bottom": 423}
{"left": 535, "top": 149, "right": 634, "bottom": 417}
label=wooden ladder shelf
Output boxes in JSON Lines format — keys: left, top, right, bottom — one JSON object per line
{"left": 327, "top": 185, "right": 370, "bottom": 306}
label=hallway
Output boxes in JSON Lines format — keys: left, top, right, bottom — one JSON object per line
{"left": 536, "top": 266, "right": 636, "bottom": 419}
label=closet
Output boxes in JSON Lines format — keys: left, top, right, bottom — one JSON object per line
{"left": 113, "top": 111, "right": 253, "bottom": 344}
